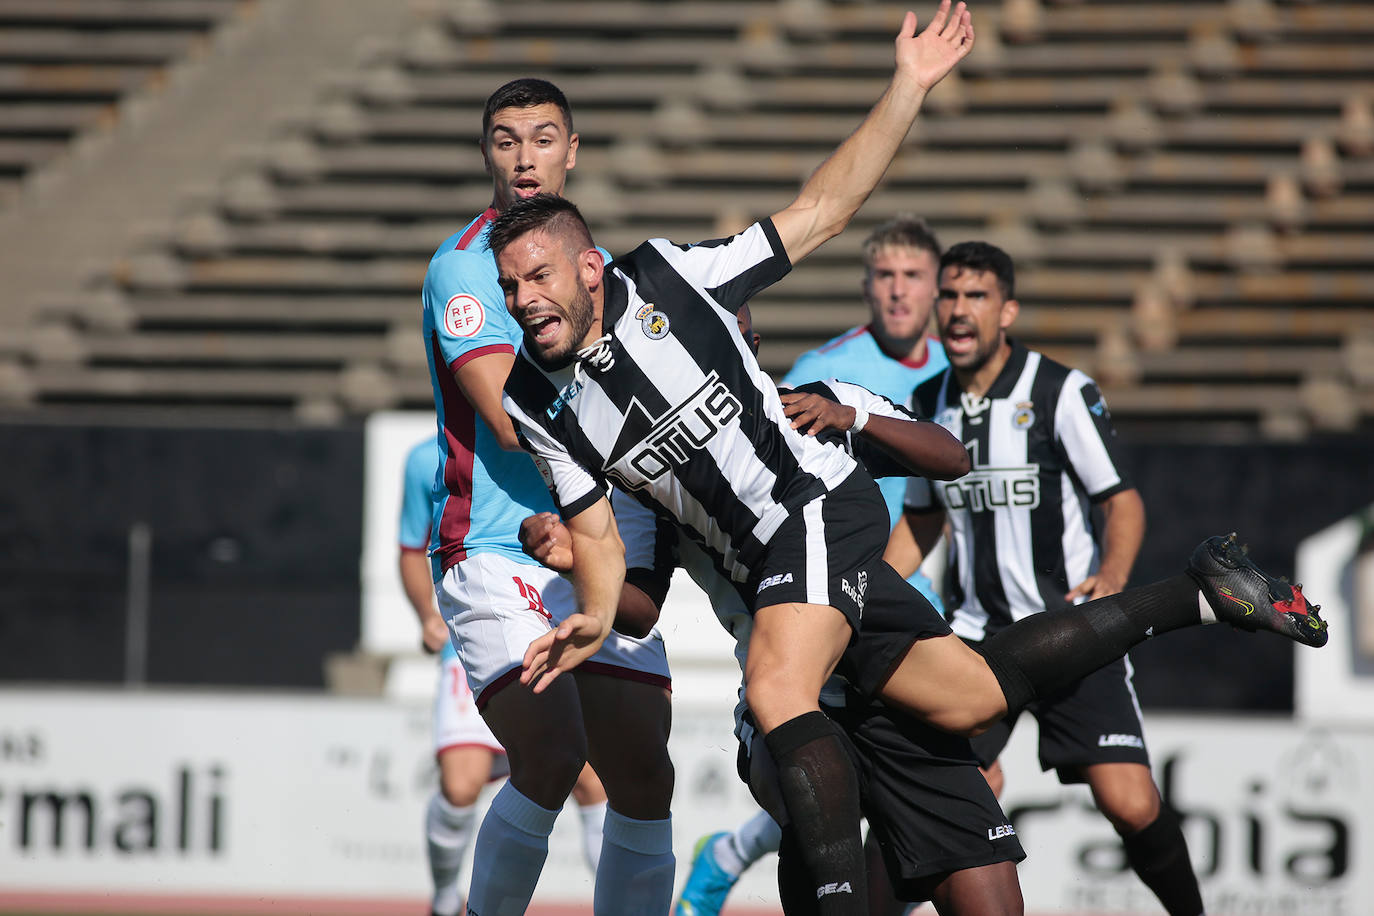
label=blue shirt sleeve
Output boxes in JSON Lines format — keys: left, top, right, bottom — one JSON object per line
{"left": 399, "top": 439, "right": 437, "bottom": 550}
{"left": 782, "top": 347, "right": 836, "bottom": 388}
{"left": 422, "top": 249, "right": 520, "bottom": 370}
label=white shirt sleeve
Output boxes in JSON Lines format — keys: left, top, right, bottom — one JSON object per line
{"left": 502, "top": 391, "right": 606, "bottom": 518}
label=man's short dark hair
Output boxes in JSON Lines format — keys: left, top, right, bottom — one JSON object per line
{"left": 488, "top": 193, "right": 593, "bottom": 261}
{"left": 939, "top": 241, "right": 1016, "bottom": 300}
{"left": 862, "top": 215, "right": 941, "bottom": 269}
{"left": 483, "top": 78, "right": 574, "bottom": 137}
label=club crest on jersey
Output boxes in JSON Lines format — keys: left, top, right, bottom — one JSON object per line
{"left": 443, "top": 293, "right": 485, "bottom": 337}
{"left": 1011, "top": 401, "right": 1035, "bottom": 429}
{"left": 641, "top": 310, "right": 670, "bottom": 340}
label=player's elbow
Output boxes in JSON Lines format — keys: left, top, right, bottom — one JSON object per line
{"left": 925, "top": 428, "right": 972, "bottom": 480}
{"left": 613, "top": 587, "right": 661, "bottom": 638}
{"left": 937, "top": 445, "right": 972, "bottom": 480}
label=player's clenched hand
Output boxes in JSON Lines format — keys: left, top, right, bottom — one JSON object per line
{"left": 894, "top": 1, "right": 975, "bottom": 94}
{"left": 519, "top": 512, "right": 574, "bottom": 572}
{"left": 520, "top": 613, "right": 609, "bottom": 693}
{"left": 781, "top": 390, "right": 856, "bottom": 436}
{"left": 421, "top": 612, "right": 450, "bottom": 654}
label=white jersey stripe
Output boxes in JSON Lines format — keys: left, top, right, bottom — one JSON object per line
{"left": 803, "top": 495, "right": 829, "bottom": 606}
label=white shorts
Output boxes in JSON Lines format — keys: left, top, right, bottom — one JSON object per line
{"left": 433, "top": 653, "right": 507, "bottom": 770}
{"left": 437, "top": 551, "right": 672, "bottom": 705}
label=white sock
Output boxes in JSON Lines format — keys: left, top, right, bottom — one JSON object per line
{"left": 466, "top": 783, "right": 560, "bottom": 916}
{"left": 426, "top": 792, "right": 478, "bottom": 916}
{"left": 721, "top": 809, "right": 781, "bottom": 874}
{"left": 578, "top": 801, "right": 606, "bottom": 874}
{"left": 593, "top": 808, "right": 675, "bottom": 915}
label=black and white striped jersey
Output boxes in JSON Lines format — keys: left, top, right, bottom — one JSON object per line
{"left": 614, "top": 378, "right": 922, "bottom": 734}
{"left": 502, "top": 220, "right": 858, "bottom": 583}
{"left": 905, "top": 341, "right": 1133, "bottom": 640}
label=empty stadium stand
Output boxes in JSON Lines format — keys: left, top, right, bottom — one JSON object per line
{"left": 0, "top": 0, "right": 1370, "bottom": 439}
{"left": 0, "top": 0, "right": 247, "bottom": 201}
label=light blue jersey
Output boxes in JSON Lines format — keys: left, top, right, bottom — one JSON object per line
{"left": 783, "top": 325, "right": 949, "bottom": 611}
{"left": 399, "top": 437, "right": 459, "bottom": 663}
{"left": 422, "top": 211, "right": 555, "bottom": 580}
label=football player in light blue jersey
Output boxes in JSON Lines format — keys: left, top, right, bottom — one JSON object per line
{"left": 420, "top": 78, "right": 675, "bottom": 916}
{"left": 782, "top": 215, "right": 950, "bottom": 614}
{"left": 398, "top": 437, "right": 606, "bottom": 916}
{"left": 422, "top": 250, "right": 556, "bottom": 575}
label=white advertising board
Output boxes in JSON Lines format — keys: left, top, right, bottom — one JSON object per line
{"left": 0, "top": 690, "right": 436, "bottom": 910}
{"left": 360, "top": 410, "right": 438, "bottom": 656}
{"left": 1295, "top": 505, "right": 1374, "bottom": 726}
{"left": 997, "top": 715, "right": 1371, "bottom": 916}
{"left": 0, "top": 684, "right": 766, "bottom": 913}
{"left": 2, "top": 688, "right": 1369, "bottom": 915}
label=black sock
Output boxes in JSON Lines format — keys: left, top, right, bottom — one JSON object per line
{"left": 764, "top": 711, "right": 867, "bottom": 915}
{"left": 777, "top": 824, "right": 821, "bottom": 916}
{"left": 980, "top": 574, "right": 1200, "bottom": 713}
{"left": 1123, "top": 806, "right": 1205, "bottom": 916}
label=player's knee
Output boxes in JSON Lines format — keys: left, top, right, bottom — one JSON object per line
{"left": 439, "top": 774, "right": 486, "bottom": 808}
{"left": 1100, "top": 791, "right": 1161, "bottom": 835}
{"left": 505, "top": 740, "right": 586, "bottom": 801}
{"left": 744, "top": 678, "right": 813, "bottom": 733}
{"left": 597, "top": 743, "right": 674, "bottom": 818}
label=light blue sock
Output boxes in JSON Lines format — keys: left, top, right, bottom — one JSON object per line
{"left": 593, "top": 807, "right": 675, "bottom": 915}
{"left": 466, "top": 783, "right": 559, "bottom": 916}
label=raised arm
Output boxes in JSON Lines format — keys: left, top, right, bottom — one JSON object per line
{"left": 771, "top": 2, "right": 974, "bottom": 264}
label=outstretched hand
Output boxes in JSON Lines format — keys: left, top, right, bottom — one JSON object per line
{"left": 520, "top": 613, "right": 609, "bottom": 693}
{"left": 895, "top": 1, "right": 975, "bottom": 94}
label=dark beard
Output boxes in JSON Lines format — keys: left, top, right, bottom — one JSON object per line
{"left": 527, "top": 282, "right": 596, "bottom": 371}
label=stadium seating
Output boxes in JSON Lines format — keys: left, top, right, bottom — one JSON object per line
{"left": 0, "top": 0, "right": 245, "bottom": 198}
{"left": 0, "top": 0, "right": 1370, "bottom": 438}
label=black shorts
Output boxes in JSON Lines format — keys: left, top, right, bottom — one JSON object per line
{"left": 739, "top": 695, "right": 1025, "bottom": 900}
{"left": 750, "top": 470, "right": 952, "bottom": 698}
{"left": 969, "top": 655, "right": 1151, "bottom": 783}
